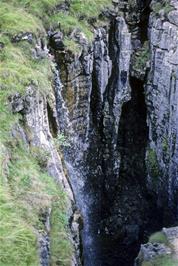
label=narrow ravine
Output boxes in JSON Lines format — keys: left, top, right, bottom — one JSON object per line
{"left": 1, "top": 1, "right": 178, "bottom": 266}
{"left": 54, "top": 64, "right": 177, "bottom": 265}
{"left": 50, "top": 1, "right": 178, "bottom": 265}
{"left": 74, "top": 77, "right": 163, "bottom": 266}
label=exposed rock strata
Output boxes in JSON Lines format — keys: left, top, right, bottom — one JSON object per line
{"left": 51, "top": 1, "right": 178, "bottom": 265}
{"left": 3, "top": 0, "right": 178, "bottom": 265}
{"left": 9, "top": 84, "right": 81, "bottom": 265}
{"left": 145, "top": 0, "right": 178, "bottom": 223}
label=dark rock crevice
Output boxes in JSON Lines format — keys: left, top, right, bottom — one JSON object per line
{"left": 47, "top": 102, "right": 58, "bottom": 138}
{"left": 83, "top": 76, "right": 166, "bottom": 266}
{"left": 110, "top": 77, "right": 160, "bottom": 264}
{"left": 118, "top": 77, "right": 148, "bottom": 185}
{"left": 50, "top": 3, "right": 178, "bottom": 264}
{"left": 139, "top": 2, "right": 151, "bottom": 43}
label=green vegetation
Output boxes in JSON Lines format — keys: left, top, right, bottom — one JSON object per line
{"left": 0, "top": 141, "right": 72, "bottom": 266}
{"left": 133, "top": 41, "right": 150, "bottom": 72}
{"left": 146, "top": 148, "right": 160, "bottom": 181}
{"left": 50, "top": 205, "right": 73, "bottom": 265}
{"left": 64, "top": 38, "right": 81, "bottom": 54}
{"left": 151, "top": 0, "right": 174, "bottom": 15}
{"left": 50, "top": 13, "right": 94, "bottom": 41}
{"left": 0, "top": 186, "right": 39, "bottom": 266}
{"left": 0, "top": 42, "right": 53, "bottom": 146}
{"left": 55, "top": 133, "right": 71, "bottom": 148}
{"left": 70, "top": 0, "right": 112, "bottom": 20}
{"left": 30, "top": 146, "right": 50, "bottom": 169}
{"left": 142, "top": 256, "right": 178, "bottom": 266}
{"left": 0, "top": 1, "right": 114, "bottom": 264}
{"left": 0, "top": 41, "right": 53, "bottom": 92}
{"left": 162, "top": 138, "right": 169, "bottom": 154}
{"left": 1, "top": 0, "right": 112, "bottom": 52}
{"left": 0, "top": 2, "right": 43, "bottom": 36}
{"left": 149, "top": 231, "right": 168, "bottom": 245}
{"left": 0, "top": 0, "right": 113, "bottom": 116}
{"left": 10, "top": 0, "right": 63, "bottom": 19}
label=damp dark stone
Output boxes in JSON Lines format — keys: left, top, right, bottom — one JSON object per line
{"left": 121, "top": 71, "right": 128, "bottom": 85}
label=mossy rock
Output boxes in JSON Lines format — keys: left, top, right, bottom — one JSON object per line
{"left": 151, "top": 0, "right": 174, "bottom": 15}
{"left": 149, "top": 232, "right": 168, "bottom": 245}
{"left": 132, "top": 41, "right": 150, "bottom": 74}
{"left": 146, "top": 148, "right": 161, "bottom": 183}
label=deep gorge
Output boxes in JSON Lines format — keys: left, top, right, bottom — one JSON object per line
{"left": 53, "top": 14, "right": 177, "bottom": 264}
{"left": 60, "top": 73, "right": 169, "bottom": 265}
{"left": 1, "top": 1, "right": 178, "bottom": 266}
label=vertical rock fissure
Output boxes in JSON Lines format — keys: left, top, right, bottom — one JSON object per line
{"left": 50, "top": 2, "right": 177, "bottom": 263}
{"left": 47, "top": 103, "right": 58, "bottom": 138}
{"left": 118, "top": 77, "right": 148, "bottom": 189}
{"left": 138, "top": 0, "right": 151, "bottom": 43}
{"left": 83, "top": 76, "right": 164, "bottom": 266}
{"left": 114, "top": 77, "right": 151, "bottom": 265}
{"left": 98, "top": 77, "right": 151, "bottom": 266}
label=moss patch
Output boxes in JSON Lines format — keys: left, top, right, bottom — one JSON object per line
{"left": 70, "top": 0, "right": 112, "bottom": 20}
{"left": 151, "top": 0, "right": 174, "bottom": 15}
{"left": 149, "top": 231, "right": 168, "bottom": 245}
{"left": 132, "top": 41, "right": 150, "bottom": 73}
{"left": 146, "top": 148, "right": 160, "bottom": 182}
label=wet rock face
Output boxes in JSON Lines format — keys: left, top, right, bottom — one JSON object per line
{"left": 52, "top": 15, "right": 134, "bottom": 265}
{"left": 51, "top": 1, "right": 178, "bottom": 265}
{"left": 145, "top": 0, "right": 178, "bottom": 222}
{"left": 53, "top": 14, "right": 156, "bottom": 265}
{"left": 85, "top": 78, "right": 151, "bottom": 266}
{"left": 49, "top": 31, "right": 64, "bottom": 51}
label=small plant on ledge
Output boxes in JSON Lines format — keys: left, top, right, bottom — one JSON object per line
{"left": 54, "top": 133, "right": 71, "bottom": 149}
{"left": 133, "top": 41, "right": 150, "bottom": 73}
{"left": 151, "top": 0, "right": 174, "bottom": 15}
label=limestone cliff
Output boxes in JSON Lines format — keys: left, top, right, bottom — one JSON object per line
{"left": 146, "top": 0, "right": 178, "bottom": 221}
{"left": 0, "top": 0, "right": 178, "bottom": 266}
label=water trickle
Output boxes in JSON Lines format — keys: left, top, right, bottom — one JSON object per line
{"left": 53, "top": 66, "right": 72, "bottom": 135}
{"left": 51, "top": 13, "right": 176, "bottom": 265}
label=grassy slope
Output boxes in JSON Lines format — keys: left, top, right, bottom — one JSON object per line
{"left": 0, "top": 1, "right": 112, "bottom": 265}
{"left": 0, "top": 140, "right": 73, "bottom": 266}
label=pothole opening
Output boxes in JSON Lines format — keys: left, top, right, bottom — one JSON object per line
{"left": 82, "top": 77, "right": 165, "bottom": 266}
